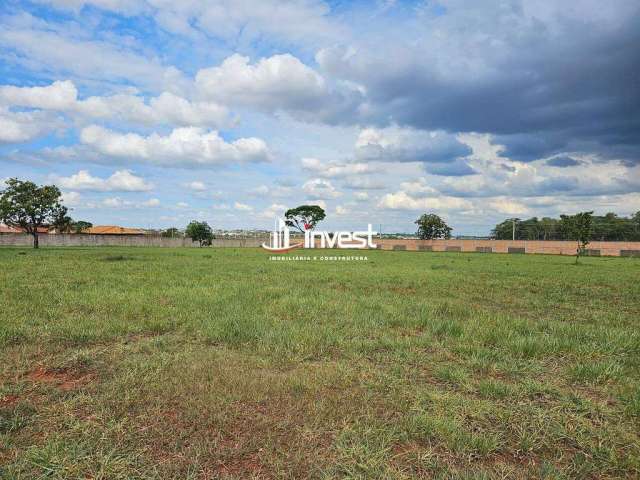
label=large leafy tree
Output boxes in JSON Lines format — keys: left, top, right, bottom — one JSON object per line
{"left": 560, "top": 211, "right": 594, "bottom": 264}
{"left": 0, "top": 178, "right": 67, "bottom": 248}
{"left": 185, "top": 221, "right": 213, "bottom": 246}
{"left": 284, "top": 205, "right": 326, "bottom": 233}
{"left": 415, "top": 213, "right": 452, "bottom": 239}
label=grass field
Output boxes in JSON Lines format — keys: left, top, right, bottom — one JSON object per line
{"left": 1, "top": 247, "right": 639, "bottom": 479}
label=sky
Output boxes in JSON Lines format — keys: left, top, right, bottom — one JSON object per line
{"left": 0, "top": 0, "right": 638, "bottom": 234}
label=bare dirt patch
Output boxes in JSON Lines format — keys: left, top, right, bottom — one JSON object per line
{"left": 0, "top": 394, "right": 20, "bottom": 407}
{"left": 26, "top": 367, "right": 94, "bottom": 391}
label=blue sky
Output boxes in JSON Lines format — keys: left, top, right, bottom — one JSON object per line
{"left": 1, "top": 0, "right": 638, "bottom": 234}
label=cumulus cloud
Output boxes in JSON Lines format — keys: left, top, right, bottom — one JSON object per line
{"left": 76, "top": 91, "right": 231, "bottom": 128}
{"left": 197, "top": 54, "right": 326, "bottom": 110}
{"left": 301, "top": 157, "right": 378, "bottom": 178}
{"left": 196, "top": 53, "right": 362, "bottom": 123}
{"left": 0, "top": 80, "right": 231, "bottom": 128}
{"left": 53, "top": 169, "right": 152, "bottom": 191}
{"left": 378, "top": 191, "right": 474, "bottom": 211}
{"left": 488, "top": 198, "right": 530, "bottom": 215}
{"left": 302, "top": 178, "right": 341, "bottom": 199}
{"left": 79, "top": 125, "right": 272, "bottom": 167}
{"left": 0, "top": 107, "right": 62, "bottom": 143}
{"left": 0, "top": 80, "right": 77, "bottom": 110}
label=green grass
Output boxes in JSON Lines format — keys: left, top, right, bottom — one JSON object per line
{"left": 0, "top": 247, "right": 639, "bottom": 479}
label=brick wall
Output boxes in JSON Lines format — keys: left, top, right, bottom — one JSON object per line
{"left": 1, "top": 233, "right": 639, "bottom": 257}
{"left": 0, "top": 233, "right": 265, "bottom": 248}
{"left": 374, "top": 239, "right": 640, "bottom": 257}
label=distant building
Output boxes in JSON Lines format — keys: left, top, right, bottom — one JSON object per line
{"left": 0, "top": 223, "right": 50, "bottom": 234}
{"left": 83, "top": 225, "right": 145, "bottom": 235}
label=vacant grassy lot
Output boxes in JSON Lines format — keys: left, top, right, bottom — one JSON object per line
{"left": 0, "top": 247, "right": 639, "bottom": 479}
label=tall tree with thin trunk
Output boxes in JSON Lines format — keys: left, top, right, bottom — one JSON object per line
{"left": 0, "top": 178, "right": 67, "bottom": 248}
{"left": 560, "top": 211, "right": 594, "bottom": 264}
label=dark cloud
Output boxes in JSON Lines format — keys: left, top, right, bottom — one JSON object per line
{"left": 318, "top": 2, "right": 640, "bottom": 163}
{"left": 546, "top": 156, "right": 582, "bottom": 167}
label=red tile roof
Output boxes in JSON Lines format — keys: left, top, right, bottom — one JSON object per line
{"left": 83, "top": 225, "right": 145, "bottom": 235}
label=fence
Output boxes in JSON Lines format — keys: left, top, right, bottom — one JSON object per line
{"left": 1, "top": 234, "right": 640, "bottom": 257}
{"left": 375, "top": 239, "right": 640, "bottom": 257}
{"left": 0, "top": 233, "right": 266, "bottom": 248}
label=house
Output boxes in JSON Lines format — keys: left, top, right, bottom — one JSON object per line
{"left": 0, "top": 224, "right": 20, "bottom": 233}
{"left": 83, "top": 225, "right": 145, "bottom": 235}
{"left": 0, "top": 223, "right": 50, "bottom": 234}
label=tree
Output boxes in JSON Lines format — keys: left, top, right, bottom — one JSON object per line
{"left": 560, "top": 211, "right": 594, "bottom": 264}
{"left": 185, "top": 221, "right": 213, "bottom": 246}
{"left": 50, "top": 208, "right": 91, "bottom": 234}
{"left": 0, "top": 178, "right": 67, "bottom": 248}
{"left": 73, "top": 221, "right": 93, "bottom": 233}
{"left": 491, "top": 218, "right": 520, "bottom": 240}
{"left": 50, "top": 205, "right": 74, "bottom": 233}
{"left": 162, "top": 227, "right": 182, "bottom": 238}
{"left": 284, "top": 205, "right": 326, "bottom": 233}
{"left": 415, "top": 213, "right": 452, "bottom": 239}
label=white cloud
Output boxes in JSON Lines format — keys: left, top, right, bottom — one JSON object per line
{"left": 354, "top": 191, "right": 369, "bottom": 201}
{"left": 399, "top": 178, "right": 439, "bottom": 196}
{"left": 259, "top": 203, "right": 287, "bottom": 219}
{"left": 301, "top": 157, "right": 377, "bottom": 178}
{"left": 488, "top": 198, "right": 530, "bottom": 215}
{"left": 80, "top": 125, "right": 271, "bottom": 167}
{"left": 196, "top": 53, "right": 328, "bottom": 113}
{"left": 0, "top": 107, "right": 62, "bottom": 143}
{"left": 93, "top": 196, "right": 160, "bottom": 209}
{"left": 0, "top": 80, "right": 77, "bottom": 110}
{"left": 234, "top": 202, "right": 253, "bottom": 211}
{"left": 342, "top": 177, "right": 387, "bottom": 190}
{"left": 0, "top": 80, "right": 231, "bottom": 128}
{"left": 302, "top": 178, "right": 341, "bottom": 199}
{"left": 76, "top": 91, "right": 231, "bottom": 128}
{"left": 54, "top": 169, "right": 152, "bottom": 191}
{"left": 141, "top": 198, "right": 160, "bottom": 207}
{"left": 61, "top": 190, "right": 82, "bottom": 206}
{"left": 248, "top": 184, "right": 292, "bottom": 198}
{"left": 183, "top": 181, "right": 207, "bottom": 191}
{"left": 378, "top": 191, "right": 473, "bottom": 211}
{"left": 335, "top": 205, "right": 348, "bottom": 215}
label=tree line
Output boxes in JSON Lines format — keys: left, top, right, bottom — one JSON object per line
{"left": 491, "top": 213, "right": 640, "bottom": 241}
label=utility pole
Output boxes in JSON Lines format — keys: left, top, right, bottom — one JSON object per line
{"left": 512, "top": 219, "right": 516, "bottom": 241}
